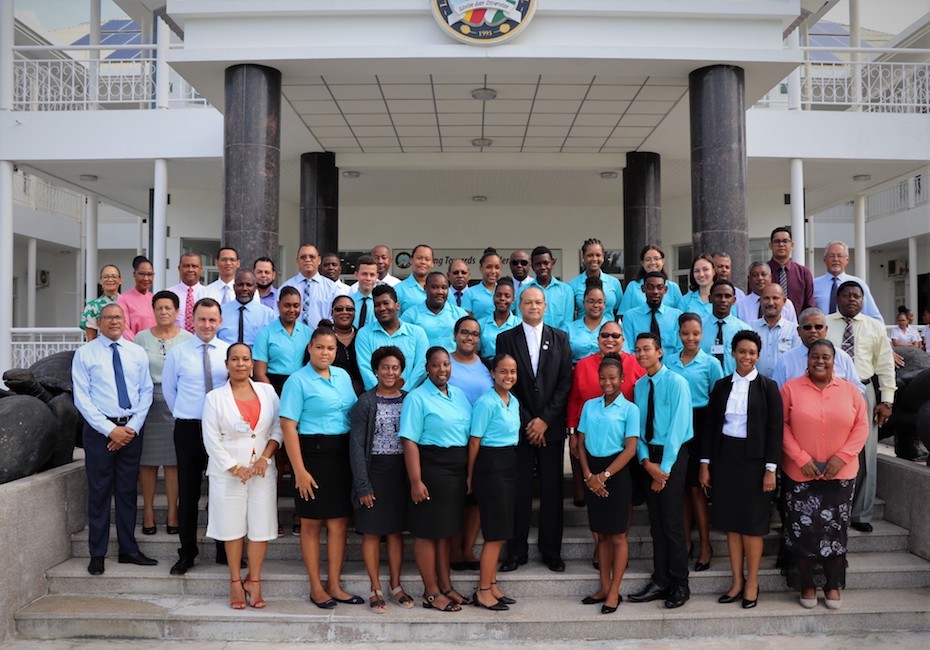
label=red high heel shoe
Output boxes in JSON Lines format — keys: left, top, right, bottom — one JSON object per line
{"left": 243, "top": 576, "right": 267, "bottom": 609}
{"left": 229, "top": 579, "right": 246, "bottom": 610}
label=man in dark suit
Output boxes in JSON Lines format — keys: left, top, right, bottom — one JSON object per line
{"left": 495, "top": 285, "right": 573, "bottom": 572}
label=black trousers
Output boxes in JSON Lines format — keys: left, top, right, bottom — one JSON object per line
{"left": 644, "top": 444, "right": 689, "bottom": 590}
{"left": 508, "top": 436, "right": 564, "bottom": 561}
{"left": 174, "top": 419, "right": 207, "bottom": 561}
{"left": 83, "top": 423, "right": 142, "bottom": 558}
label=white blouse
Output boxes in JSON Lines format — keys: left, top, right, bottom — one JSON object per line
{"left": 722, "top": 369, "right": 758, "bottom": 439}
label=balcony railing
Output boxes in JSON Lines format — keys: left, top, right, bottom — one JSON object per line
{"left": 12, "top": 170, "right": 84, "bottom": 221}
{"left": 811, "top": 171, "right": 928, "bottom": 224}
{"left": 11, "top": 328, "right": 85, "bottom": 368}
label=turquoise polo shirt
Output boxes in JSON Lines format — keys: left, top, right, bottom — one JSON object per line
{"left": 280, "top": 364, "right": 358, "bottom": 434}
{"left": 395, "top": 275, "right": 427, "bottom": 316}
{"left": 352, "top": 291, "right": 376, "bottom": 329}
{"left": 618, "top": 278, "right": 682, "bottom": 315}
{"left": 461, "top": 284, "right": 496, "bottom": 321}
{"left": 354, "top": 320, "right": 430, "bottom": 391}
{"left": 579, "top": 395, "right": 640, "bottom": 458}
{"left": 700, "top": 312, "right": 752, "bottom": 375}
{"left": 621, "top": 303, "right": 684, "bottom": 356}
{"left": 568, "top": 271, "right": 623, "bottom": 319}
{"left": 567, "top": 316, "right": 610, "bottom": 363}
{"left": 470, "top": 389, "right": 520, "bottom": 447}
{"left": 478, "top": 312, "right": 521, "bottom": 359}
{"left": 678, "top": 291, "right": 713, "bottom": 319}
{"left": 252, "top": 319, "right": 313, "bottom": 376}
{"left": 666, "top": 349, "right": 724, "bottom": 408}
{"left": 401, "top": 300, "right": 468, "bottom": 354}
{"left": 633, "top": 365, "right": 693, "bottom": 474}
{"left": 517, "top": 277, "right": 574, "bottom": 331}
{"left": 399, "top": 381, "right": 472, "bottom": 448}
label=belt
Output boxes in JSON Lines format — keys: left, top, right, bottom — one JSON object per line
{"left": 108, "top": 416, "right": 131, "bottom": 426}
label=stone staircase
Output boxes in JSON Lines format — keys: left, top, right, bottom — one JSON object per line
{"left": 14, "top": 481, "right": 930, "bottom": 642}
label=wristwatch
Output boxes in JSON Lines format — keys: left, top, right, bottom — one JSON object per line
{"left": 603, "top": 470, "right": 611, "bottom": 479}
{"left": 566, "top": 427, "right": 576, "bottom": 436}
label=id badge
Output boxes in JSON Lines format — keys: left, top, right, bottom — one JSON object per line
{"left": 234, "top": 421, "right": 251, "bottom": 434}
{"left": 779, "top": 339, "right": 792, "bottom": 352}
{"left": 710, "top": 344, "right": 725, "bottom": 356}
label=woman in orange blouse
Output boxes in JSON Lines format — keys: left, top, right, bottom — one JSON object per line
{"left": 780, "top": 339, "right": 869, "bottom": 611}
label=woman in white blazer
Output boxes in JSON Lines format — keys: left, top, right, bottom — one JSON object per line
{"left": 203, "top": 342, "right": 283, "bottom": 610}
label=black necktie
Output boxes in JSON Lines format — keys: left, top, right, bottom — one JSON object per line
{"left": 650, "top": 307, "right": 661, "bottom": 338}
{"left": 111, "top": 342, "right": 132, "bottom": 409}
{"left": 757, "top": 299, "right": 763, "bottom": 319}
{"left": 359, "top": 296, "right": 368, "bottom": 327}
{"left": 645, "top": 378, "right": 655, "bottom": 443}
{"left": 715, "top": 320, "right": 725, "bottom": 363}
{"left": 828, "top": 276, "right": 839, "bottom": 314}
{"left": 237, "top": 305, "right": 246, "bottom": 343}
{"left": 455, "top": 290, "right": 463, "bottom": 307}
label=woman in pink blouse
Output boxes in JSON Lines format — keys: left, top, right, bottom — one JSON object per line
{"left": 116, "top": 255, "right": 156, "bottom": 342}
{"left": 780, "top": 339, "right": 869, "bottom": 610}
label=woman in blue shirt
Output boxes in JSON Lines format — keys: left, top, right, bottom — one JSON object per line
{"left": 478, "top": 277, "right": 521, "bottom": 359}
{"left": 666, "top": 312, "right": 724, "bottom": 573}
{"left": 462, "top": 247, "right": 502, "bottom": 321}
{"left": 577, "top": 354, "right": 641, "bottom": 614}
{"left": 467, "top": 353, "right": 520, "bottom": 611}
{"left": 567, "top": 278, "right": 611, "bottom": 363}
{"left": 568, "top": 237, "right": 624, "bottom": 318}
{"left": 400, "top": 346, "right": 473, "bottom": 613}
{"left": 678, "top": 254, "right": 717, "bottom": 319}
{"left": 617, "top": 245, "right": 683, "bottom": 315}
{"left": 280, "top": 326, "right": 361, "bottom": 610}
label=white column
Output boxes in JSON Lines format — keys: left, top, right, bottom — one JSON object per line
{"left": 908, "top": 237, "right": 918, "bottom": 315}
{"left": 84, "top": 194, "right": 98, "bottom": 305}
{"left": 136, "top": 217, "right": 144, "bottom": 255}
{"left": 849, "top": 0, "right": 862, "bottom": 110}
{"left": 787, "top": 28, "right": 801, "bottom": 111}
{"left": 155, "top": 16, "right": 170, "bottom": 110}
{"left": 790, "top": 158, "right": 805, "bottom": 265}
{"left": 152, "top": 159, "right": 168, "bottom": 291}
{"left": 88, "top": 0, "right": 101, "bottom": 110}
{"left": 1, "top": 0, "right": 14, "bottom": 376}
{"left": 26, "top": 237, "right": 36, "bottom": 328}
{"left": 854, "top": 194, "right": 867, "bottom": 281}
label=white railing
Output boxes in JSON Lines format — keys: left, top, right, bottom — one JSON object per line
{"left": 12, "top": 170, "right": 84, "bottom": 221}
{"left": 868, "top": 181, "right": 911, "bottom": 218}
{"left": 11, "top": 328, "right": 85, "bottom": 369}
{"left": 813, "top": 202, "right": 853, "bottom": 223}
{"left": 13, "top": 56, "right": 155, "bottom": 110}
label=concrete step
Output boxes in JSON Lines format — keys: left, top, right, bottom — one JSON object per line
{"left": 44, "top": 550, "right": 930, "bottom": 599}
{"left": 70, "top": 519, "right": 910, "bottom": 562}
{"left": 16, "top": 587, "right": 930, "bottom": 642}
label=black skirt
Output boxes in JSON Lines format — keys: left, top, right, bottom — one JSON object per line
{"left": 408, "top": 445, "right": 467, "bottom": 539}
{"left": 295, "top": 434, "right": 352, "bottom": 520}
{"left": 472, "top": 445, "right": 517, "bottom": 542}
{"left": 685, "top": 407, "right": 709, "bottom": 487}
{"left": 710, "top": 437, "right": 773, "bottom": 536}
{"left": 354, "top": 454, "right": 408, "bottom": 536}
{"left": 267, "top": 373, "right": 290, "bottom": 396}
{"left": 585, "top": 453, "right": 632, "bottom": 535}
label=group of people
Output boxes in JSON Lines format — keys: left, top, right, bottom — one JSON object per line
{"left": 71, "top": 227, "right": 894, "bottom": 614}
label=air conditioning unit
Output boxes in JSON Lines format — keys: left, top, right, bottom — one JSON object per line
{"left": 37, "top": 269, "right": 50, "bottom": 288}
{"left": 886, "top": 259, "right": 908, "bottom": 279}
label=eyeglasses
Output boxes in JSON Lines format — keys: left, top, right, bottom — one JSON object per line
{"left": 458, "top": 330, "right": 480, "bottom": 338}
{"left": 771, "top": 238, "right": 792, "bottom": 245}
{"left": 136, "top": 272, "right": 154, "bottom": 277}
{"left": 451, "top": 270, "right": 469, "bottom": 275}
{"left": 825, "top": 253, "right": 847, "bottom": 260}
{"left": 332, "top": 306, "right": 356, "bottom": 313}
{"left": 599, "top": 332, "right": 622, "bottom": 339}
{"left": 217, "top": 257, "right": 238, "bottom": 263}
{"left": 101, "top": 315, "right": 125, "bottom": 322}
{"left": 800, "top": 324, "right": 826, "bottom": 331}
{"left": 299, "top": 254, "right": 318, "bottom": 261}
{"left": 642, "top": 256, "right": 663, "bottom": 263}
{"left": 100, "top": 275, "right": 120, "bottom": 281}
{"left": 510, "top": 260, "right": 529, "bottom": 266}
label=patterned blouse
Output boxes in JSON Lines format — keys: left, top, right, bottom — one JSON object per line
{"left": 79, "top": 294, "right": 118, "bottom": 332}
{"left": 371, "top": 395, "right": 404, "bottom": 455}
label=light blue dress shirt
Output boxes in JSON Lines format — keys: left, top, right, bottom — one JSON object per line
{"left": 461, "top": 284, "right": 496, "bottom": 321}
{"left": 478, "top": 312, "right": 522, "bottom": 359}
{"left": 259, "top": 286, "right": 279, "bottom": 313}
{"left": 751, "top": 317, "right": 803, "bottom": 378}
{"left": 813, "top": 272, "right": 883, "bottom": 322}
{"left": 161, "top": 335, "right": 230, "bottom": 420}
{"left": 699, "top": 312, "right": 752, "bottom": 375}
{"left": 279, "top": 364, "right": 358, "bottom": 434}
{"left": 279, "top": 272, "right": 340, "bottom": 329}
{"left": 621, "top": 303, "right": 684, "bottom": 355}
{"left": 71, "top": 336, "right": 154, "bottom": 436}
{"left": 449, "top": 357, "right": 494, "bottom": 405}
{"left": 399, "top": 381, "right": 472, "bottom": 448}
{"left": 678, "top": 291, "right": 713, "bottom": 319}
{"left": 352, "top": 291, "right": 376, "bottom": 328}
{"left": 618, "top": 278, "right": 682, "bottom": 315}
{"left": 517, "top": 277, "right": 576, "bottom": 331}
{"left": 401, "top": 300, "right": 468, "bottom": 353}
{"left": 634, "top": 365, "right": 694, "bottom": 474}
{"left": 579, "top": 395, "right": 640, "bottom": 458}
{"left": 772, "top": 343, "right": 867, "bottom": 395}
{"left": 395, "top": 275, "right": 427, "bottom": 316}
{"left": 567, "top": 316, "right": 610, "bottom": 363}
{"left": 354, "top": 320, "right": 430, "bottom": 391}
{"left": 470, "top": 389, "right": 521, "bottom": 447}
{"left": 568, "top": 271, "right": 624, "bottom": 319}
{"left": 252, "top": 319, "right": 313, "bottom": 376}
{"left": 216, "top": 298, "right": 276, "bottom": 346}
{"left": 666, "top": 349, "right": 724, "bottom": 408}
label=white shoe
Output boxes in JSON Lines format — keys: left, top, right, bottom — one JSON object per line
{"left": 799, "top": 596, "right": 818, "bottom": 609}
{"left": 825, "top": 597, "right": 843, "bottom": 610}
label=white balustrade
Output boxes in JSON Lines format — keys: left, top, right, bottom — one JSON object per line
{"left": 10, "top": 328, "right": 85, "bottom": 368}
{"left": 12, "top": 170, "right": 84, "bottom": 220}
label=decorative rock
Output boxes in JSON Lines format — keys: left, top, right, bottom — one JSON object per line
{"left": 0, "top": 395, "right": 60, "bottom": 484}
{"left": 29, "top": 351, "right": 75, "bottom": 395}
{"left": 44, "top": 394, "right": 80, "bottom": 469}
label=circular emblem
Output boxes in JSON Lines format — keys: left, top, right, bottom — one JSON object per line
{"left": 433, "top": 0, "right": 537, "bottom": 46}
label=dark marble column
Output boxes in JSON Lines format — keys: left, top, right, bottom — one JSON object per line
{"left": 690, "top": 65, "right": 748, "bottom": 280}
{"left": 622, "top": 151, "right": 662, "bottom": 288}
{"left": 299, "top": 152, "right": 339, "bottom": 256}
{"left": 223, "top": 64, "right": 281, "bottom": 270}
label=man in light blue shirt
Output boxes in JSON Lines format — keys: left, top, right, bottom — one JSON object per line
{"left": 701, "top": 280, "right": 751, "bottom": 375}
{"left": 751, "top": 283, "right": 802, "bottom": 377}
{"left": 814, "top": 241, "right": 883, "bottom": 322}
{"left": 395, "top": 244, "right": 435, "bottom": 316}
{"left": 712, "top": 252, "right": 746, "bottom": 301}
{"left": 355, "top": 284, "right": 430, "bottom": 391}
{"left": 217, "top": 270, "right": 276, "bottom": 345}
{"left": 253, "top": 256, "right": 279, "bottom": 314}
{"left": 622, "top": 272, "right": 683, "bottom": 356}
{"left": 517, "top": 246, "right": 574, "bottom": 331}
{"left": 401, "top": 271, "right": 468, "bottom": 353}
{"left": 71, "top": 303, "right": 155, "bottom": 575}
{"left": 279, "top": 244, "right": 340, "bottom": 329}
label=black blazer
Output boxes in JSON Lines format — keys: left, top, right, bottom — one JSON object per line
{"left": 703, "top": 373, "right": 783, "bottom": 465}
{"left": 495, "top": 323, "right": 573, "bottom": 442}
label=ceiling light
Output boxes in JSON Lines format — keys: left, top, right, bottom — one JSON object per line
{"left": 853, "top": 174, "right": 871, "bottom": 182}
{"left": 600, "top": 171, "right": 618, "bottom": 179}
{"left": 472, "top": 138, "right": 493, "bottom": 148}
{"left": 342, "top": 170, "right": 360, "bottom": 179}
{"left": 79, "top": 174, "right": 98, "bottom": 182}
{"left": 472, "top": 195, "right": 488, "bottom": 202}
{"left": 471, "top": 87, "right": 498, "bottom": 101}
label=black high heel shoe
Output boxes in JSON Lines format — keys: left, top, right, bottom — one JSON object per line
{"left": 473, "top": 587, "right": 509, "bottom": 611}
{"left": 490, "top": 582, "right": 515, "bottom": 605}
{"left": 742, "top": 587, "right": 759, "bottom": 609}
{"left": 717, "top": 590, "right": 743, "bottom": 604}
{"left": 694, "top": 548, "right": 713, "bottom": 572}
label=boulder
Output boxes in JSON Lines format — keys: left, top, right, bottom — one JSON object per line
{"left": 0, "top": 395, "right": 60, "bottom": 484}
{"left": 29, "top": 350, "right": 75, "bottom": 395}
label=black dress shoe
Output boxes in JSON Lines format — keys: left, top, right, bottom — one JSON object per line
{"left": 664, "top": 585, "right": 690, "bottom": 609}
{"left": 499, "top": 556, "right": 526, "bottom": 572}
{"left": 628, "top": 582, "right": 667, "bottom": 603}
{"left": 742, "top": 595, "right": 758, "bottom": 609}
{"left": 310, "top": 595, "right": 337, "bottom": 609}
{"left": 543, "top": 557, "right": 565, "bottom": 572}
{"left": 332, "top": 594, "right": 365, "bottom": 605}
{"left": 851, "top": 522, "right": 873, "bottom": 533}
{"left": 142, "top": 526, "right": 156, "bottom": 536}
{"left": 601, "top": 597, "right": 622, "bottom": 614}
{"left": 166, "top": 525, "right": 179, "bottom": 535}
{"left": 118, "top": 552, "right": 158, "bottom": 566}
{"left": 170, "top": 557, "right": 194, "bottom": 576}
{"left": 717, "top": 591, "right": 743, "bottom": 604}
{"left": 581, "top": 595, "right": 607, "bottom": 605}
{"left": 88, "top": 557, "right": 105, "bottom": 576}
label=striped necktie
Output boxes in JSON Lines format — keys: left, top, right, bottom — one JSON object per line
{"left": 779, "top": 265, "right": 789, "bottom": 296}
{"left": 841, "top": 317, "right": 856, "bottom": 358}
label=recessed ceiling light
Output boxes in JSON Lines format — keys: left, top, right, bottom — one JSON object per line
{"left": 79, "top": 174, "right": 98, "bottom": 182}
{"left": 472, "top": 195, "right": 488, "bottom": 202}
{"left": 472, "top": 138, "right": 493, "bottom": 148}
{"left": 471, "top": 87, "right": 498, "bottom": 101}
{"left": 853, "top": 174, "right": 871, "bottom": 182}
{"left": 600, "top": 171, "right": 618, "bottom": 179}
{"left": 342, "top": 170, "right": 361, "bottom": 179}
